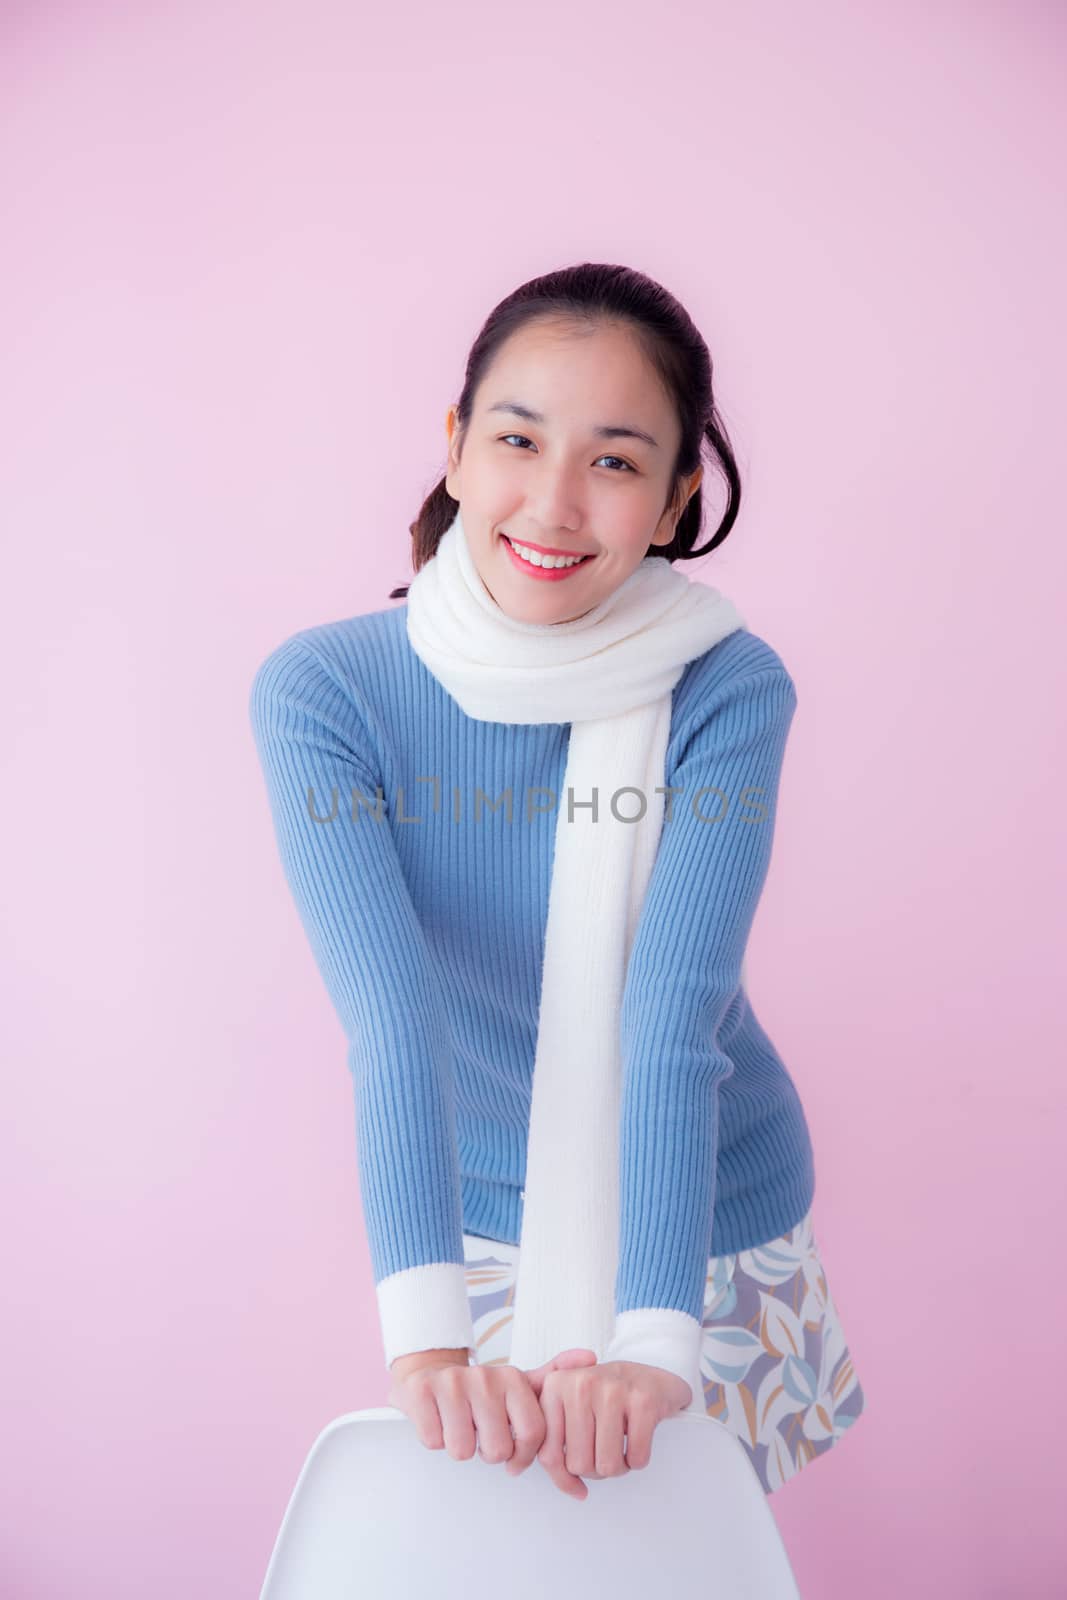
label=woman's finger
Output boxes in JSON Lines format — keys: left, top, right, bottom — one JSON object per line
{"left": 466, "top": 1367, "right": 516, "bottom": 1466}
{"left": 502, "top": 1372, "right": 548, "bottom": 1476}
{"left": 537, "top": 1375, "right": 588, "bottom": 1499}
{"left": 560, "top": 1374, "right": 597, "bottom": 1479}
{"left": 432, "top": 1364, "right": 478, "bottom": 1462}
{"left": 622, "top": 1390, "right": 657, "bottom": 1471}
{"left": 594, "top": 1381, "right": 631, "bottom": 1479}
{"left": 398, "top": 1373, "right": 448, "bottom": 1452}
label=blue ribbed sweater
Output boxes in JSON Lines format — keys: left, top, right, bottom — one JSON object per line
{"left": 249, "top": 602, "right": 816, "bottom": 1376}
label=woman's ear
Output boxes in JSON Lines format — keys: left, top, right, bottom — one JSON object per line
{"left": 652, "top": 466, "right": 703, "bottom": 547}
{"left": 444, "top": 405, "right": 462, "bottom": 498}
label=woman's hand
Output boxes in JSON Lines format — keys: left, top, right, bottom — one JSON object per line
{"left": 521, "top": 1360, "right": 693, "bottom": 1500}
{"left": 386, "top": 1346, "right": 599, "bottom": 1499}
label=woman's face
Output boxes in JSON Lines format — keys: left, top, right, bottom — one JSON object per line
{"left": 443, "top": 317, "right": 702, "bottom": 624}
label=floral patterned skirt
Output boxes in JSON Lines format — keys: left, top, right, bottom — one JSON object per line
{"left": 462, "top": 1205, "right": 865, "bottom": 1494}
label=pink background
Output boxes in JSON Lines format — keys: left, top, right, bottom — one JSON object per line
{"left": 2, "top": 3, "right": 1064, "bottom": 1594}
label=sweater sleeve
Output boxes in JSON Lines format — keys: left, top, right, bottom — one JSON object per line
{"left": 602, "top": 663, "right": 798, "bottom": 1411}
{"left": 248, "top": 633, "right": 475, "bottom": 1369}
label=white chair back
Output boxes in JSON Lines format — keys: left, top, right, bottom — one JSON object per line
{"left": 261, "top": 1406, "right": 801, "bottom": 1597}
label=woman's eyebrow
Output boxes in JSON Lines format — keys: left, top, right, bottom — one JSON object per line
{"left": 486, "top": 399, "right": 660, "bottom": 449}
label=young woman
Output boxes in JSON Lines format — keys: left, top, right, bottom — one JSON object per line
{"left": 249, "top": 262, "right": 865, "bottom": 1502}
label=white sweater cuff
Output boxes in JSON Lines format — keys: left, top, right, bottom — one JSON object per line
{"left": 376, "top": 1261, "right": 476, "bottom": 1368}
{"left": 602, "top": 1309, "right": 706, "bottom": 1414}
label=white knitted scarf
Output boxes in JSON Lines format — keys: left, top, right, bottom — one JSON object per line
{"left": 405, "top": 506, "right": 745, "bottom": 1387}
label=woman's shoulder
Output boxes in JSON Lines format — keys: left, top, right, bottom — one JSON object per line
{"left": 665, "top": 625, "right": 798, "bottom": 778}
{"left": 675, "top": 625, "right": 796, "bottom": 716}
{"left": 248, "top": 603, "right": 410, "bottom": 751}
{"left": 254, "top": 600, "right": 404, "bottom": 669}
{"left": 250, "top": 603, "right": 406, "bottom": 693}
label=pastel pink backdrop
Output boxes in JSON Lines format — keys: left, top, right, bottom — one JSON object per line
{"left": 2, "top": 3, "right": 1063, "bottom": 1595}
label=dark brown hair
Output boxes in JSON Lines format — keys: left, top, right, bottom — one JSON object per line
{"left": 389, "top": 261, "right": 741, "bottom": 601}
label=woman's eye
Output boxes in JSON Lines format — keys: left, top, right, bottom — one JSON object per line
{"left": 497, "top": 436, "right": 635, "bottom": 473}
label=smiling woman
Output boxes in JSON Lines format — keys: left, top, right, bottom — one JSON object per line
{"left": 446, "top": 316, "right": 699, "bottom": 623}
{"left": 391, "top": 288, "right": 733, "bottom": 623}
{"left": 251, "top": 261, "right": 865, "bottom": 1506}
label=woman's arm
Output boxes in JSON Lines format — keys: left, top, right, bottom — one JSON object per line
{"left": 605, "top": 659, "right": 799, "bottom": 1404}
{"left": 249, "top": 631, "right": 475, "bottom": 1368}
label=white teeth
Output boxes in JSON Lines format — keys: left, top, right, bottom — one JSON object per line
{"left": 505, "top": 536, "right": 587, "bottom": 570}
